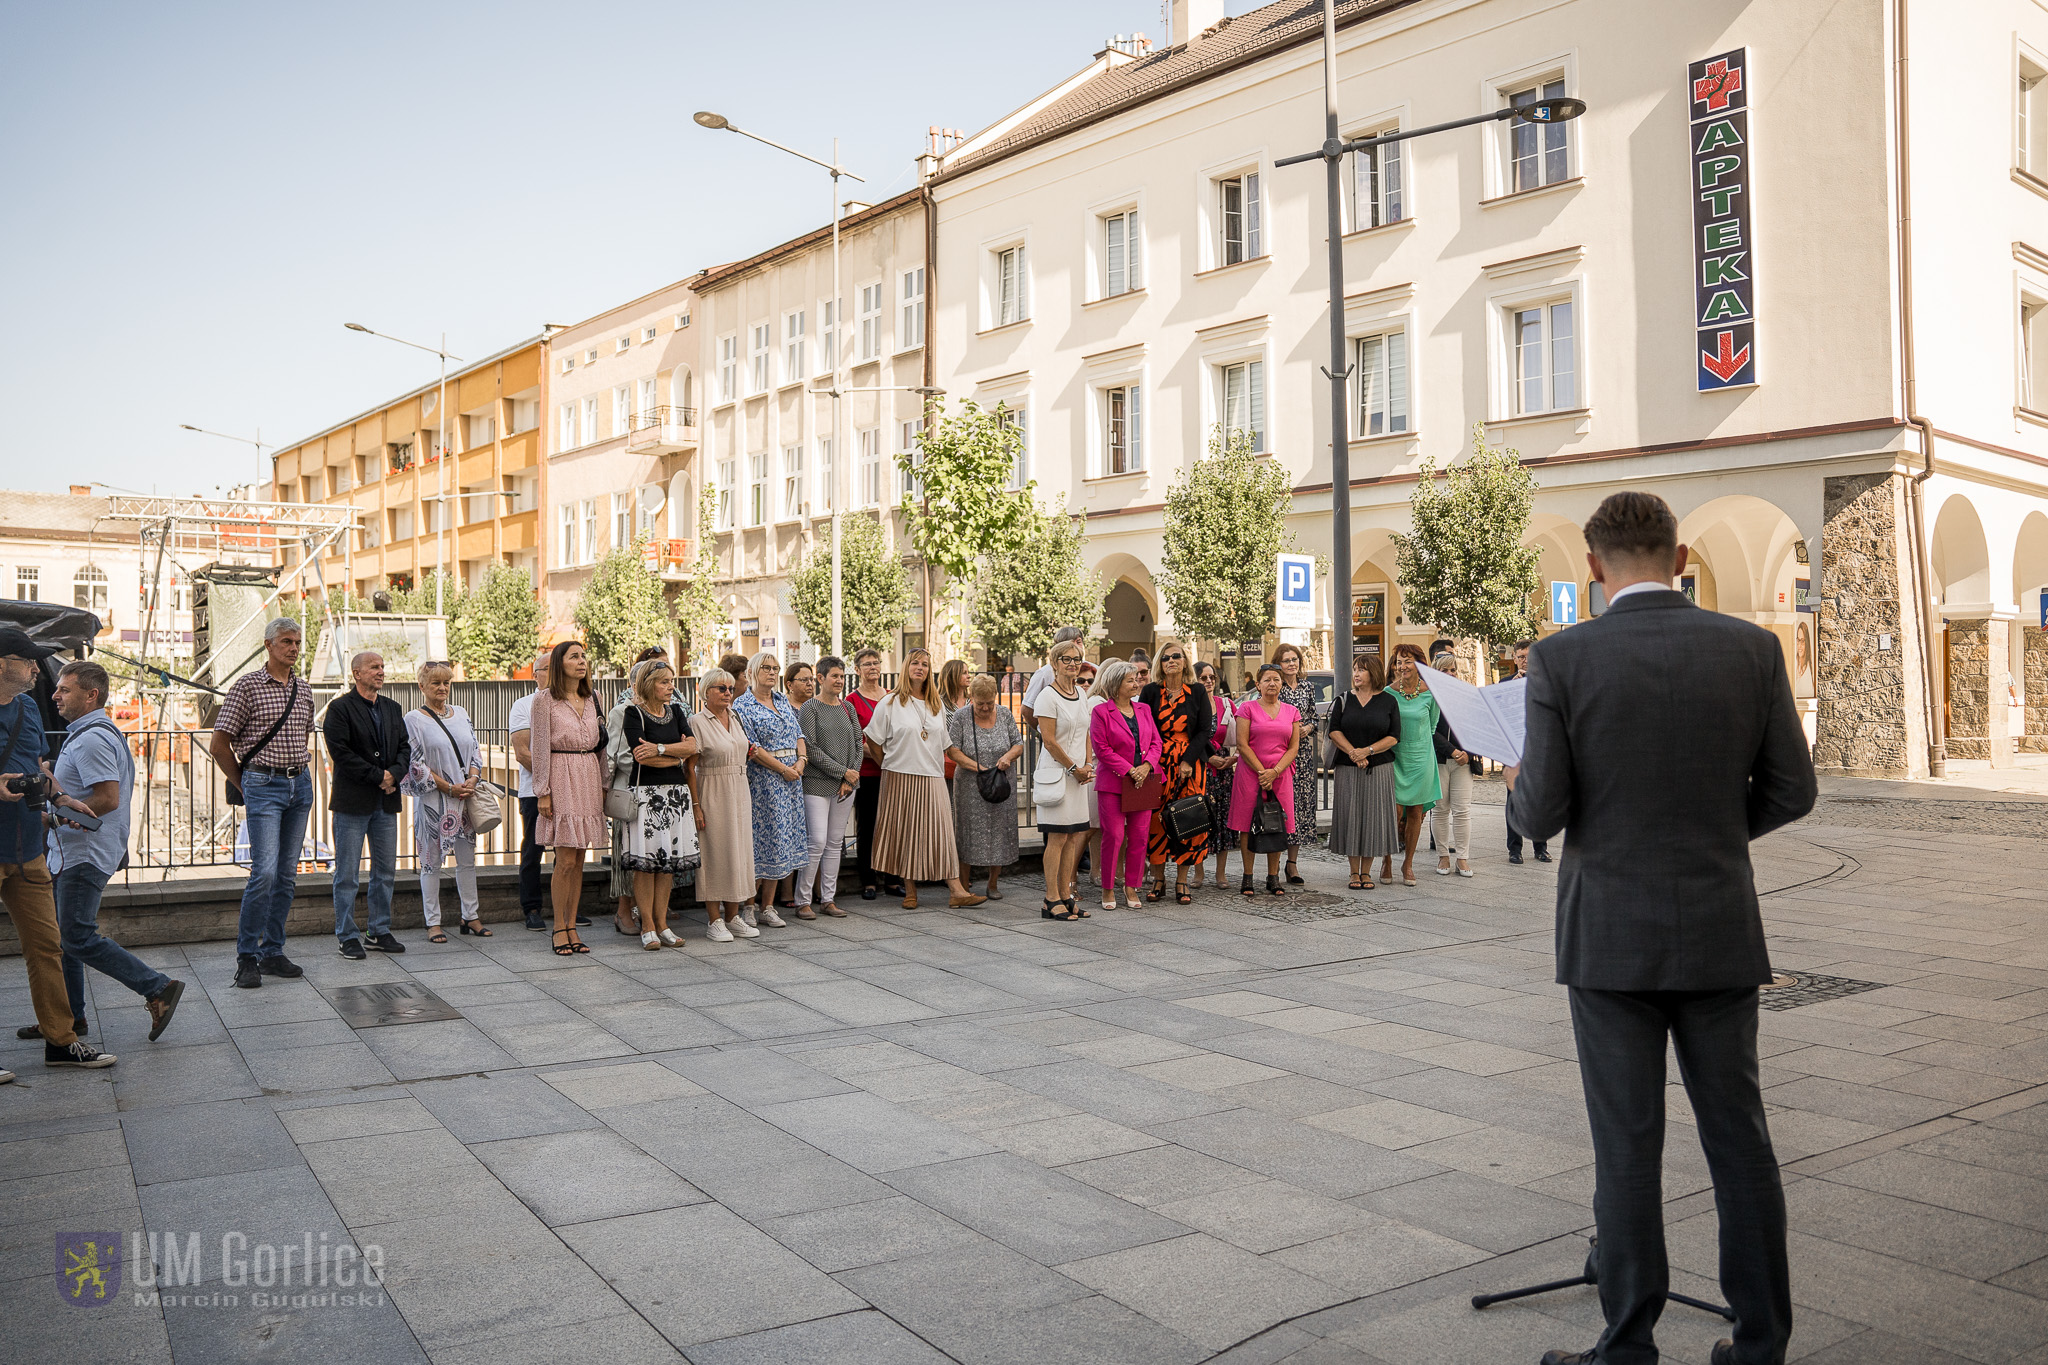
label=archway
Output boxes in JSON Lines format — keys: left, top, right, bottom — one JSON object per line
{"left": 1931, "top": 493, "right": 1992, "bottom": 612}
{"left": 2011, "top": 511, "right": 2048, "bottom": 753}
{"left": 1931, "top": 493, "right": 1998, "bottom": 758}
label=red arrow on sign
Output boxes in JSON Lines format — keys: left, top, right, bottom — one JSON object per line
{"left": 1701, "top": 329, "right": 1750, "bottom": 382}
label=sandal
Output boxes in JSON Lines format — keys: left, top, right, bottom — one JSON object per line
{"left": 1072, "top": 898, "right": 1091, "bottom": 919}
{"left": 551, "top": 929, "right": 576, "bottom": 957}
{"left": 1174, "top": 880, "right": 1192, "bottom": 905}
{"left": 426, "top": 929, "right": 448, "bottom": 943}
{"left": 1042, "top": 897, "right": 1061, "bottom": 919}
{"left": 567, "top": 932, "right": 590, "bottom": 953}
{"left": 1146, "top": 876, "right": 1166, "bottom": 903}
{"left": 1240, "top": 873, "right": 1255, "bottom": 898}
{"left": 1266, "top": 874, "right": 1284, "bottom": 896}
{"left": 1348, "top": 877, "right": 1365, "bottom": 890}
{"left": 1285, "top": 859, "right": 1305, "bottom": 885}
{"left": 460, "top": 920, "right": 492, "bottom": 937}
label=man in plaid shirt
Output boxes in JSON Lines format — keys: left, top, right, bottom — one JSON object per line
{"left": 206, "top": 618, "right": 316, "bottom": 990}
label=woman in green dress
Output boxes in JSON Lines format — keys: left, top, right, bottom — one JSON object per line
{"left": 1385, "top": 644, "right": 1441, "bottom": 886}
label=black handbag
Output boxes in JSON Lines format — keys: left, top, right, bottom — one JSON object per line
{"left": 1248, "top": 787, "right": 1289, "bottom": 853}
{"left": 1162, "top": 794, "right": 1208, "bottom": 843}
{"left": 971, "top": 725, "right": 1012, "bottom": 803}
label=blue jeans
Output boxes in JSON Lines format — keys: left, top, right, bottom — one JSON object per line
{"left": 331, "top": 807, "right": 397, "bottom": 942}
{"left": 55, "top": 861, "right": 171, "bottom": 1017}
{"left": 237, "top": 768, "right": 313, "bottom": 958}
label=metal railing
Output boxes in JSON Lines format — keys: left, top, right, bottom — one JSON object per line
{"left": 631, "top": 405, "right": 698, "bottom": 430}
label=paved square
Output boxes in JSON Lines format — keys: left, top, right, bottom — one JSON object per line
{"left": 4, "top": 787, "right": 2046, "bottom": 1363}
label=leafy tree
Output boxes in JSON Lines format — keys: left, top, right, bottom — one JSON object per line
{"left": 278, "top": 586, "right": 369, "bottom": 677}
{"left": 575, "top": 533, "right": 671, "bottom": 675}
{"left": 1390, "top": 423, "right": 1543, "bottom": 658}
{"left": 1157, "top": 425, "right": 1310, "bottom": 647}
{"left": 973, "top": 495, "right": 1105, "bottom": 667}
{"left": 895, "top": 400, "right": 1035, "bottom": 655}
{"left": 789, "top": 511, "right": 915, "bottom": 655}
{"left": 392, "top": 568, "right": 463, "bottom": 618}
{"left": 448, "top": 561, "right": 544, "bottom": 679}
{"left": 668, "top": 481, "right": 727, "bottom": 673}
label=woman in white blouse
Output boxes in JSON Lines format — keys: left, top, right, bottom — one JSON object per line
{"left": 862, "top": 648, "right": 987, "bottom": 910}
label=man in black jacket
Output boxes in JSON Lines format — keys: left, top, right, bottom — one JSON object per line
{"left": 322, "top": 651, "right": 411, "bottom": 960}
{"left": 1507, "top": 492, "right": 1816, "bottom": 1365}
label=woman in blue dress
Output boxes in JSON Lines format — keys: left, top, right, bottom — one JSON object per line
{"left": 1385, "top": 643, "right": 1443, "bottom": 887}
{"left": 734, "top": 650, "right": 808, "bottom": 928}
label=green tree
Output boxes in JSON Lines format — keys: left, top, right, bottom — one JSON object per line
{"left": 1390, "top": 422, "right": 1543, "bottom": 658}
{"left": 668, "top": 481, "right": 727, "bottom": 673}
{"left": 447, "top": 561, "right": 544, "bottom": 679}
{"left": 973, "top": 495, "right": 1105, "bottom": 666}
{"left": 391, "top": 568, "right": 463, "bottom": 618}
{"left": 1157, "top": 425, "right": 1309, "bottom": 647}
{"left": 788, "top": 511, "right": 915, "bottom": 655}
{"left": 896, "top": 399, "right": 1035, "bottom": 655}
{"left": 278, "top": 586, "right": 369, "bottom": 677}
{"left": 574, "top": 533, "right": 671, "bottom": 675}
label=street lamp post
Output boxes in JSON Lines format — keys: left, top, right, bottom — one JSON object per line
{"left": 177, "top": 423, "right": 273, "bottom": 494}
{"left": 344, "top": 323, "right": 463, "bottom": 617}
{"left": 694, "top": 111, "right": 865, "bottom": 658}
{"left": 1278, "top": 0, "right": 1584, "bottom": 668}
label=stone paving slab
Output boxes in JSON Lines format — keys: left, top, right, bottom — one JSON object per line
{"left": 4, "top": 797, "right": 2046, "bottom": 1361}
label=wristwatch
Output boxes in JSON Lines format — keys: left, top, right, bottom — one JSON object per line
{"left": 657, "top": 743, "right": 666, "bottom": 756}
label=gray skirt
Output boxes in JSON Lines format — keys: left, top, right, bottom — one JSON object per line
{"left": 1328, "top": 762, "right": 1400, "bottom": 858}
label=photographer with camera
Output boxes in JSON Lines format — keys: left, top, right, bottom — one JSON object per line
{"left": 0, "top": 628, "right": 115, "bottom": 1077}
{"left": 14, "top": 661, "right": 184, "bottom": 1048}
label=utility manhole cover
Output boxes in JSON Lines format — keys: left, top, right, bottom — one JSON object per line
{"left": 328, "top": 982, "right": 464, "bottom": 1028}
{"left": 1234, "top": 892, "right": 1394, "bottom": 923}
{"left": 1758, "top": 971, "right": 1886, "bottom": 1012}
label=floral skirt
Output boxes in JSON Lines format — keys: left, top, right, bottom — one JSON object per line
{"left": 621, "top": 785, "right": 701, "bottom": 875}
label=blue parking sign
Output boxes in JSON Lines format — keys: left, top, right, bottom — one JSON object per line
{"left": 1275, "top": 553, "right": 1315, "bottom": 629}
{"left": 1551, "top": 581, "right": 1578, "bottom": 625}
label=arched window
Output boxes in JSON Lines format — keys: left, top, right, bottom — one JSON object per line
{"left": 73, "top": 563, "right": 108, "bottom": 613}
{"left": 667, "top": 470, "right": 693, "bottom": 540}
{"left": 671, "top": 368, "right": 693, "bottom": 420}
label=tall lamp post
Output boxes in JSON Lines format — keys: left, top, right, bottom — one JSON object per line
{"left": 177, "top": 424, "right": 274, "bottom": 494}
{"left": 344, "top": 322, "right": 463, "bottom": 617}
{"left": 693, "top": 110, "right": 864, "bottom": 657}
{"left": 1277, "top": 0, "right": 1583, "bottom": 667}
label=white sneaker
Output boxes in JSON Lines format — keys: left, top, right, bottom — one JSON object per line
{"left": 706, "top": 919, "right": 734, "bottom": 943}
{"left": 731, "top": 918, "right": 761, "bottom": 938}
{"left": 657, "top": 928, "right": 681, "bottom": 946}
{"left": 740, "top": 906, "right": 758, "bottom": 928}
{"left": 641, "top": 930, "right": 662, "bottom": 950}
{"left": 0, "top": 1068, "right": 13, "bottom": 1085}
{"left": 758, "top": 907, "right": 787, "bottom": 928}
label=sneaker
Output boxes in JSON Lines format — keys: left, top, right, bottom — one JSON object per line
{"left": 575, "top": 913, "right": 593, "bottom": 927}
{"left": 657, "top": 928, "right": 681, "bottom": 946}
{"left": 758, "top": 907, "right": 787, "bottom": 928}
{"left": 367, "top": 933, "right": 406, "bottom": 954}
{"left": 730, "top": 918, "right": 761, "bottom": 939}
{"left": 524, "top": 910, "right": 546, "bottom": 931}
{"left": 17, "top": 1019, "right": 87, "bottom": 1041}
{"left": 0, "top": 1068, "right": 13, "bottom": 1084}
{"left": 145, "top": 981, "right": 185, "bottom": 1042}
{"left": 45, "top": 1039, "right": 116, "bottom": 1069}
{"left": 740, "top": 906, "right": 758, "bottom": 929}
{"left": 259, "top": 954, "right": 304, "bottom": 979}
{"left": 641, "top": 930, "right": 662, "bottom": 951}
{"left": 233, "top": 955, "right": 263, "bottom": 989}
{"left": 338, "top": 938, "right": 367, "bottom": 960}
{"left": 705, "top": 919, "right": 734, "bottom": 943}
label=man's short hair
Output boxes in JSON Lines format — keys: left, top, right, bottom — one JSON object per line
{"left": 1583, "top": 492, "right": 1679, "bottom": 567}
{"left": 264, "top": 617, "right": 302, "bottom": 643}
{"left": 59, "top": 660, "right": 110, "bottom": 706}
{"left": 350, "top": 651, "right": 382, "bottom": 677}
{"left": 1513, "top": 638, "right": 1536, "bottom": 654}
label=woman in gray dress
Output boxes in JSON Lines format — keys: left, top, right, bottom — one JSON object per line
{"left": 945, "top": 673, "right": 1023, "bottom": 899}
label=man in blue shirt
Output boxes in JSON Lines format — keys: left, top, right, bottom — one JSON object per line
{"left": 0, "top": 627, "right": 115, "bottom": 1076}
{"left": 16, "top": 660, "right": 184, "bottom": 1045}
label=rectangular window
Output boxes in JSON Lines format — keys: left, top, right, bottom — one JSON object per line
{"left": 1512, "top": 299, "right": 1577, "bottom": 414}
{"left": 1351, "top": 132, "right": 1404, "bottom": 229}
{"left": 14, "top": 566, "right": 37, "bottom": 602}
{"left": 2023, "top": 297, "right": 2048, "bottom": 410}
{"left": 390, "top": 506, "right": 414, "bottom": 542}
{"left": 584, "top": 349, "right": 599, "bottom": 366}
{"left": 784, "top": 311, "right": 806, "bottom": 382}
{"left": 511, "top": 397, "right": 538, "bottom": 433}
{"left": 817, "top": 436, "right": 834, "bottom": 511}
{"left": 995, "top": 246, "right": 1028, "bottom": 325}
{"left": 859, "top": 284, "right": 882, "bottom": 360}
{"left": 612, "top": 491, "right": 631, "bottom": 549}
{"left": 999, "top": 406, "right": 1028, "bottom": 489}
{"left": 718, "top": 335, "right": 737, "bottom": 401}
{"left": 557, "top": 506, "right": 576, "bottom": 567}
{"left": 636, "top": 484, "right": 661, "bottom": 537}
{"left": 1104, "top": 209, "right": 1141, "bottom": 295}
{"left": 643, "top": 325, "right": 658, "bottom": 344}
{"left": 613, "top": 386, "right": 631, "bottom": 438}
{"left": 560, "top": 355, "right": 575, "bottom": 375}
{"left": 858, "top": 428, "right": 882, "bottom": 507}
{"left": 2022, "top": 59, "right": 2048, "bottom": 173}
{"left": 751, "top": 324, "right": 771, "bottom": 392}
{"left": 900, "top": 268, "right": 926, "bottom": 348}
{"left": 1356, "top": 331, "right": 1410, "bottom": 436}
{"left": 1106, "top": 384, "right": 1142, "bottom": 474}
{"left": 716, "top": 458, "right": 736, "bottom": 529}
{"left": 818, "top": 300, "right": 837, "bottom": 376}
{"left": 616, "top": 335, "right": 631, "bottom": 354}
{"left": 782, "top": 444, "right": 804, "bottom": 518}
{"left": 579, "top": 499, "right": 598, "bottom": 564}
{"left": 1219, "top": 173, "right": 1262, "bottom": 264}
{"left": 638, "top": 378, "right": 657, "bottom": 424}
{"left": 1509, "top": 79, "right": 1571, "bottom": 192}
{"left": 1220, "top": 360, "right": 1266, "bottom": 451}
{"left": 558, "top": 403, "right": 577, "bottom": 450}
{"left": 582, "top": 397, "right": 599, "bottom": 446}
{"left": 748, "top": 453, "right": 767, "bottom": 525}
{"left": 898, "top": 419, "right": 921, "bottom": 500}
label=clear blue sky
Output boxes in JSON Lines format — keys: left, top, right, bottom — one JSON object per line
{"left": 1, "top": 0, "right": 1241, "bottom": 497}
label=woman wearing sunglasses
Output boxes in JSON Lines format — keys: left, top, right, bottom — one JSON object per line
{"left": 1138, "top": 640, "right": 1211, "bottom": 904}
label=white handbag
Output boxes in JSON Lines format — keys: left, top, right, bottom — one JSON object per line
{"left": 1032, "top": 756, "right": 1068, "bottom": 808}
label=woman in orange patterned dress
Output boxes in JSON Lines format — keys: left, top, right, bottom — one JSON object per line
{"left": 1139, "top": 640, "right": 1212, "bottom": 904}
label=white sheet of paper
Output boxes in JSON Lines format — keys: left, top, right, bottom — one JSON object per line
{"left": 1416, "top": 664, "right": 1525, "bottom": 765}
{"left": 1486, "top": 675, "right": 1528, "bottom": 763}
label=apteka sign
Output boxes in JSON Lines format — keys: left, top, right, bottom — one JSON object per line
{"left": 1690, "top": 47, "right": 1756, "bottom": 390}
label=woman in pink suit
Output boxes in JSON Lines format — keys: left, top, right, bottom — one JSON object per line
{"left": 1228, "top": 663, "right": 1301, "bottom": 898}
{"left": 1087, "top": 660, "right": 1164, "bottom": 915}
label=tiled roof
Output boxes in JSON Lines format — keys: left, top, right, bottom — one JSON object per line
{"left": 937, "top": 0, "right": 1420, "bottom": 181}
{"left": 0, "top": 489, "right": 137, "bottom": 540}
{"left": 690, "top": 189, "right": 927, "bottom": 293}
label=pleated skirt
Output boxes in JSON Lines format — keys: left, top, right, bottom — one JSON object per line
{"left": 871, "top": 772, "right": 959, "bottom": 883}
{"left": 1328, "top": 762, "right": 1401, "bottom": 858}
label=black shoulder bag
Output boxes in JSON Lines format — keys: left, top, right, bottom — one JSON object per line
{"left": 224, "top": 676, "right": 299, "bottom": 807}
{"left": 972, "top": 719, "right": 1012, "bottom": 804}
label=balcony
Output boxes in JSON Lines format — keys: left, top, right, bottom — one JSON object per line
{"left": 625, "top": 406, "right": 699, "bottom": 456}
{"left": 651, "top": 538, "right": 697, "bottom": 581}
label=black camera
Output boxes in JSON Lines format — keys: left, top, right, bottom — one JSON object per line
{"left": 3, "top": 772, "right": 49, "bottom": 811}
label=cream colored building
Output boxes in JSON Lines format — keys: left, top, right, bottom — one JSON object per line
{"left": 540, "top": 284, "right": 703, "bottom": 646}
{"left": 691, "top": 190, "right": 931, "bottom": 665}
{"left": 927, "top": 0, "right": 2048, "bottom": 776}
{"left": 0, "top": 488, "right": 163, "bottom": 653}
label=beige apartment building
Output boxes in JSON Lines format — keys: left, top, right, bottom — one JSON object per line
{"left": 270, "top": 338, "right": 547, "bottom": 605}
{"left": 540, "top": 284, "right": 703, "bottom": 646}
{"left": 927, "top": 0, "right": 2048, "bottom": 776}
{"left": 0, "top": 487, "right": 157, "bottom": 649}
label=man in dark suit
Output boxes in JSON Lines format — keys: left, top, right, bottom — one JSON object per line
{"left": 1506, "top": 492, "right": 1816, "bottom": 1365}
{"left": 322, "top": 651, "right": 412, "bottom": 960}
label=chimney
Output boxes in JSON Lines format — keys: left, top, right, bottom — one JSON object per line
{"left": 1169, "top": 0, "right": 1225, "bottom": 48}
{"left": 69, "top": 484, "right": 91, "bottom": 496}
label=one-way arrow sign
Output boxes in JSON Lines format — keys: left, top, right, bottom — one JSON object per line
{"left": 1700, "top": 325, "right": 1754, "bottom": 386}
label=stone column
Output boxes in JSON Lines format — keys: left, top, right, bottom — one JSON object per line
{"left": 1946, "top": 615, "right": 2015, "bottom": 766}
{"left": 2024, "top": 625, "right": 2048, "bottom": 754}
{"left": 1813, "top": 472, "right": 1931, "bottom": 777}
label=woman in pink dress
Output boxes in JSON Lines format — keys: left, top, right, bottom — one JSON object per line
{"left": 530, "top": 640, "right": 606, "bottom": 955}
{"left": 1227, "top": 663, "right": 1301, "bottom": 898}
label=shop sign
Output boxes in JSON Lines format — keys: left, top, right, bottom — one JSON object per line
{"left": 1690, "top": 47, "right": 1756, "bottom": 390}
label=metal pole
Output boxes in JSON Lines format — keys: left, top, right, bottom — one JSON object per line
{"left": 830, "top": 140, "right": 844, "bottom": 658}
{"left": 1320, "top": 0, "right": 1355, "bottom": 670}
{"left": 437, "top": 335, "right": 448, "bottom": 618}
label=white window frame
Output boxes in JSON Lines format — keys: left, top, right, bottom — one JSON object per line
{"left": 817, "top": 299, "right": 838, "bottom": 377}
{"left": 1347, "top": 116, "right": 1406, "bottom": 231}
{"left": 557, "top": 505, "right": 576, "bottom": 568}
{"left": 717, "top": 334, "right": 738, "bottom": 403}
{"left": 716, "top": 458, "right": 737, "bottom": 530}
{"left": 557, "top": 402, "right": 579, "bottom": 450}
{"left": 897, "top": 419, "right": 922, "bottom": 501}
{"left": 899, "top": 268, "right": 926, "bottom": 350}
{"left": 1217, "top": 358, "right": 1266, "bottom": 453}
{"left": 670, "top": 368, "right": 693, "bottom": 415}
{"left": 781, "top": 444, "right": 805, "bottom": 520}
{"left": 73, "top": 564, "right": 108, "bottom": 613}
{"left": 582, "top": 397, "right": 599, "bottom": 448}
{"left": 2020, "top": 279, "right": 2048, "bottom": 413}
{"left": 750, "top": 324, "right": 771, "bottom": 394}
{"left": 1352, "top": 325, "right": 1411, "bottom": 438}
{"left": 643, "top": 325, "right": 659, "bottom": 344}
{"left": 611, "top": 491, "right": 632, "bottom": 550}
{"left": 616, "top": 335, "right": 631, "bottom": 354}
{"left": 1001, "top": 403, "right": 1029, "bottom": 490}
{"left": 559, "top": 354, "right": 575, "bottom": 375}
{"left": 579, "top": 498, "right": 598, "bottom": 565}
{"left": 2020, "top": 46, "right": 2048, "bottom": 175}
{"left": 1216, "top": 170, "right": 1263, "bottom": 266}
{"left": 1485, "top": 277, "right": 1587, "bottom": 419}
{"left": 13, "top": 566, "right": 36, "bottom": 602}
{"left": 613, "top": 385, "right": 631, "bottom": 438}
{"left": 857, "top": 283, "right": 883, "bottom": 361}
{"left": 784, "top": 310, "right": 807, "bottom": 384}
{"left": 1101, "top": 381, "right": 1143, "bottom": 476}
{"left": 992, "top": 244, "right": 1028, "bottom": 327}
{"left": 748, "top": 452, "right": 767, "bottom": 526}
{"left": 1102, "top": 206, "right": 1142, "bottom": 298}
{"left": 817, "top": 436, "right": 834, "bottom": 512}
{"left": 857, "top": 427, "right": 883, "bottom": 507}
{"left": 584, "top": 349, "right": 599, "bottom": 366}
{"left": 639, "top": 377, "right": 657, "bottom": 424}
{"left": 1485, "top": 56, "right": 1580, "bottom": 198}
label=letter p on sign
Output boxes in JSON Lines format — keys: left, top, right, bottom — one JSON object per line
{"left": 1275, "top": 553, "right": 1315, "bottom": 629}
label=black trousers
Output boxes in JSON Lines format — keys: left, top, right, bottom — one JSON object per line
{"left": 517, "top": 796, "right": 545, "bottom": 912}
{"left": 1506, "top": 815, "right": 1547, "bottom": 857}
{"left": 1568, "top": 986, "right": 1791, "bottom": 1365}
{"left": 854, "top": 773, "right": 883, "bottom": 890}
